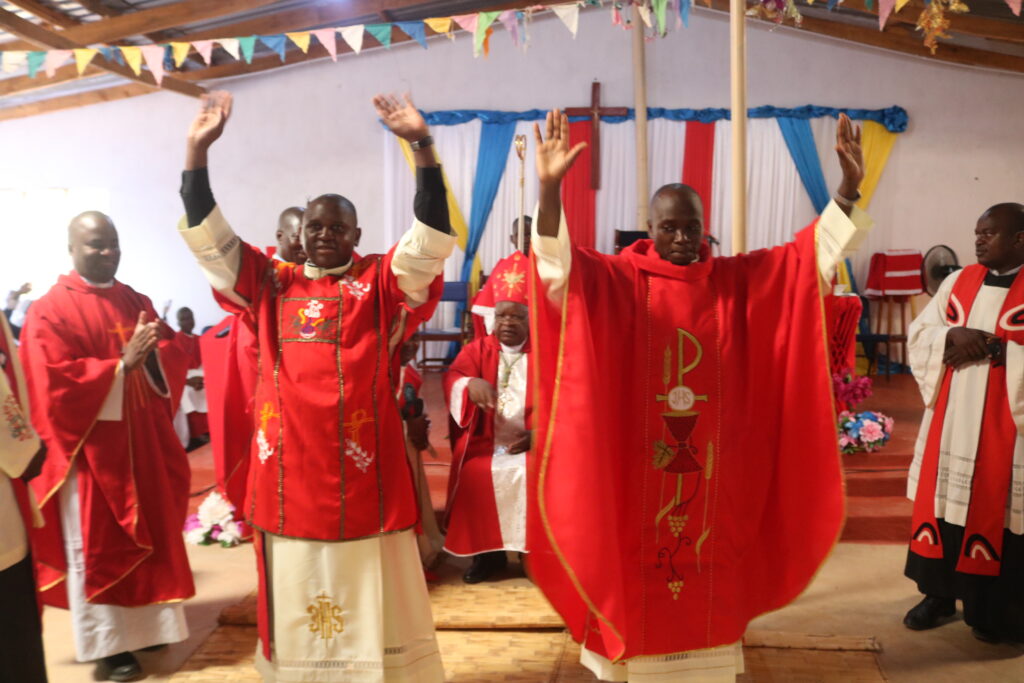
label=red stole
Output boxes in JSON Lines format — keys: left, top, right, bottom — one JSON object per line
{"left": 443, "top": 335, "right": 532, "bottom": 529}
{"left": 21, "top": 271, "right": 193, "bottom": 607}
{"left": 528, "top": 227, "right": 842, "bottom": 661}
{"left": 909, "top": 265, "right": 1024, "bottom": 576}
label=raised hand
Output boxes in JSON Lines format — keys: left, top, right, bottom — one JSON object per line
{"left": 373, "top": 93, "right": 429, "bottom": 142}
{"left": 534, "top": 110, "right": 587, "bottom": 187}
{"left": 122, "top": 311, "right": 160, "bottom": 371}
{"left": 186, "top": 91, "right": 232, "bottom": 169}
{"left": 835, "top": 113, "right": 864, "bottom": 200}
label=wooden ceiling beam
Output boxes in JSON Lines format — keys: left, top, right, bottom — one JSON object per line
{"left": 699, "top": 0, "right": 1024, "bottom": 74}
{"left": 0, "top": 0, "right": 284, "bottom": 52}
{"left": 0, "top": 7, "right": 205, "bottom": 97}
{"left": 834, "top": 0, "right": 1024, "bottom": 44}
{"left": 0, "top": 82, "right": 153, "bottom": 122}
{"left": 0, "top": 63, "right": 105, "bottom": 97}
{"left": 5, "top": 0, "right": 80, "bottom": 29}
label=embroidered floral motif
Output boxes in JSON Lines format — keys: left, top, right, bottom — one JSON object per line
{"left": 3, "top": 395, "right": 31, "bottom": 441}
{"left": 342, "top": 275, "right": 372, "bottom": 300}
{"left": 307, "top": 592, "right": 345, "bottom": 641}
{"left": 256, "top": 402, "right": 279, "bottom": 464}
{"left": 345, "top": 439, "right": 373, "bottom": 473}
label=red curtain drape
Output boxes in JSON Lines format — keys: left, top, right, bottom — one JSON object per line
{"left": 562, "top": 120, "right": 596, "bottom": 250}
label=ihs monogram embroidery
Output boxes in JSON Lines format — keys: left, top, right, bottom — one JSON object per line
{"left": 3, "top": 395, "right": 31, "bottom": 441}
{"left": 342, "top": 275, "right": 371, "bottom": 300}
{"left": 256, "top": 402, "right": 279, "bottom": 464}
{"left": 307, "top": 592, "right": 344, "bottom": 641}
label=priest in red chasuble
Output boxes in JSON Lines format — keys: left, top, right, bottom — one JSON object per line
{"left": 172, "top": 306, "right": 208, "bottom": 450}
{"left": 471, "top": 217, "right": 532, "bottom": 337}
{"left": 21, "top": 211, "right": 193, "bottom": 682}
{"left": 445, "top": 263, "right": 531, "bottom": 583}
{"left": 903, "top": 203, "right": 1024, "bottom": 644}
{"left": 179, "top": 92, "right": 455, "bottom": 682}
{"left": 527, "top": 111, "right": 872, "bottom": 682}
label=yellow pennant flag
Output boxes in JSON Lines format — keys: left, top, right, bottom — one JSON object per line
{"left": 170, "top": 42, "right": 192, "bottom": 67}
{"left": 424, "top": 17, "right": 453, "bottom": 36}
{"left": 895, "top": 0, "right": 911, "bottom": 10}
{"left": 73, "top": 48, "right": 98, "bottom": 75}
{"left": 286, "top": 32, "right": 312, "bottom": 53}
{"left": 120, "top": 46, "right": 143, "bottom": 75}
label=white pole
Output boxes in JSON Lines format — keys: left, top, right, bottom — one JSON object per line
{"left": 632, "top": 3, "right": 650, "bottom": 230}
{"left": 729, "top": 0, "right": 747, "bottom": 254}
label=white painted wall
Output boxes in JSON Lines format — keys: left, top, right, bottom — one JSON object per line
{"left": 1, "top": 9, "right": 1021, "bottom": 328}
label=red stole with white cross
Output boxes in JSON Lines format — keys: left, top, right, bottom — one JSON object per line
{"left": 910, "top": 264, "right": 1024, "bottom": 576}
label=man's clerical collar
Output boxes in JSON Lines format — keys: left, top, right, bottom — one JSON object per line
{"left": 81, "top": 274, "right": 114, "bottom": 289}
{"left": 500, "top": 341, "right": 526, "bottom": 354}
{"left": 989, "top": 264, "right": 1022, "bottom": 277}
{"left": 303, "top": 258, "right": 353, "bottom": 280}
{"left": 984, "top": 263, "right": 1021, "bottom": 288}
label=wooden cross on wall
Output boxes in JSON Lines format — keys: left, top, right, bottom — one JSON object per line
{"left": 565, "top": 81, "right": 628, "bottom": 190}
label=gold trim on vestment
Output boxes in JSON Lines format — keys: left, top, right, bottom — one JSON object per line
{"left": 250, "top": 522, "right": 417, "bottom": 543}
{"left": 274, "top": 291, "right": 285, "bottom": 533}
{"left": 336, "top": 279, "right": 347, "bottom": 538}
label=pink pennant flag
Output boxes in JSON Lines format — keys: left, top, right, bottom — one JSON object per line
{"left": 43, "top": 49, "right": 72, "bottom": 77}
{"left": 141, "top": 44, "right": 166, "bottom": 85}
{"left": 878, "top": 0, "right": 896, "bottom": 29}
{"left": 1006, "top": 0, "right": 1021, "bottom": 15}
{"left": 612, "top": 4, "right": 623, "bottom": 25}
{"left": 452, "top": 13, "right": 478, "bottom": 33}
{"left": 192, "top": 39, "right": 215, "bottom": 65}
{"left": 311, "top": 28, "right": 338, "bottom": 61}
{"left": 499, "top": 10, "right": 519, "bottom": 46}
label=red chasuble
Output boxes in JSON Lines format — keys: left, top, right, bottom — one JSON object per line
{"left": 21, "top": 271, "right": 193, "bottom": 608}
{"left": 214, "top": 244, "right": 442, "bottom": 541}
{"left": 528, "top": 227, "right": 843, "bottom": 661}
{"left": 174, "top": 331, "right": 203, "bottom": 369}
{"left": 199, "top": 315, "right": 258, "bottom": 530}
{"left": 443, "top": 335, "right": 532, "bottom": 554}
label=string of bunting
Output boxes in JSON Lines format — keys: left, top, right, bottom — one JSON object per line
{"left": 0, "top": 0, "right": 1016, "bottom": 80}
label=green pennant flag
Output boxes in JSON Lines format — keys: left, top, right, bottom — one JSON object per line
{"left": 474, "top": 11, "right": 501, "bottom": 56}
{"left": 366, "top": 24, "right": 393, "bottom": 48}
{"left": 238, "top": 35, "right": 257, "bottom": 63}
{"left": 653, "top": 0, "right": 669, "bottom": 35}
{"left": 27, "top": 51, "right": 46, "bottom": 78}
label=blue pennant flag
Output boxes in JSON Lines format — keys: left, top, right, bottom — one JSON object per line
{"left": 680, "top": 0, "right": 692, "bottom": 27}
{"left": 395, "top": 21, "right": 428, "bottom": 49}
{"left": 260, "top": 34, "right": 288, "bottom": 61}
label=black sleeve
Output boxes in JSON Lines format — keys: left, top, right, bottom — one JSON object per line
{"left": 413, "top": 165, "right": 450, "bottom": 234}
{"left": 180, "top": 167, "right": 216, "bottom": 228}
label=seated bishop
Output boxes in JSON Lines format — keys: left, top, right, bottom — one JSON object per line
{"left": 444, "top": 262, "right": 531, "bottom": 584}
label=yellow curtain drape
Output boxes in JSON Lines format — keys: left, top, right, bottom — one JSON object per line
{"left": 397, "top": 139, "right": 481, "bottom": 294}
{"left": 856, "top": 120, "right": 898, "bottom": 210}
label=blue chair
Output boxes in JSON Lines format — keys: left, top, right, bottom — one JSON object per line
{"left": 418, "top": 281, "right": 471, "bottom": 371}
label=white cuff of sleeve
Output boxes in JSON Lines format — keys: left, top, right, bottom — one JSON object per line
{"left": 98, "top": 361, "right": 124, "bottom": 422}
{"left": 450, "top": 376, "right": 472, "bottom": 425}
{"left": 532, "top": 206, "right": 571, "bottom": 300}
{"left": 393, "top": 220, "right": 457, "bottom": 308}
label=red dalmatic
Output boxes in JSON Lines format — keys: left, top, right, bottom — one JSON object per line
{"left": 21, "top": 272, "right": 194, "bottom": 607}
{"left": 528, "top": 228, "right": 843, "bottom": 661}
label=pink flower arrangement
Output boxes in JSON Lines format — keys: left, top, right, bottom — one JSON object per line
{"left": 833, "top": 369, "right": 873, "bottom": 407}
{"left": 837, "top": 410, "right": 894, "bottom": 454}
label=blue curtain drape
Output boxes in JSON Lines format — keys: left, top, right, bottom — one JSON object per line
{"left": 777, "top": 116, "right": 831, "bottom": 214}
{"left": 460, "top": 121, "right": 517, "bottom": 281}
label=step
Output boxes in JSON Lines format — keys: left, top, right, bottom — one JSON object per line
{"left": 844, "top": 471, "right": 908, "bottom": 498}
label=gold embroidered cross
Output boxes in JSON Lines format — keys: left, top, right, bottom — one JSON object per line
{"left": 656, "top": 329, "right": 708, "bottom": 412}
{"left": 344, "top": 409, "right": 374, "bottom": 445}
{"left": 109, "top": 320, "right": 132, "bottom": 346}
{"left": 258, "top": 402, "right": 279, "bottom": 432}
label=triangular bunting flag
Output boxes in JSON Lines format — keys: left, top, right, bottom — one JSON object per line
{"left": 551, "top": 3, "right": 580, "bottom": 36}
{"left": 73, "top": 48, "right": 98, "bottom": 75}
{"left": 27, "top": 51, "right": 45, "bottom": 78}
{"left": 218, "top": 38, "right": 241, "bottom": 60}
{"left": 612, "top": 4, "right": 623, "bottom": 25}
{"left": 239, "top": 35, "right": 258, "bottom": 63}
{"left": 140, "top": 44, "right": 167, "bottom": 84}
{"left": 170, "top": 42, "right": 191, "bottom": 67}
{"left": 680, "top": 0, "right": 692, "bottom": 27}
{"left": 475, "top": 11, "right": 501, "bottom": 56}
{"left": 1005, "top": 0, "right": 1020, "bottom": 14}
{"left": 120, "top": 46, "right": 143, "bottom": 75}
{"left": 827, "top": 0, "right": 840, "bottom": 10}
{"left": 452, "top": 14, "right": 478, "bottom": 33}
{"left": 365, "top": 24, "right": 393, "bottom": 48}
{"left": 339, "top": 25, "right": 364, "bottom": 54}
{"left": 98, "top": 46, "right": 124, "bottom": 65}
{"left": 866, "top": 0, "right": 874, "bottom": 8}
{"left": 286, "top": 31, "right": 311, "bottom": 53}
{"left": 260, "top": 34, "right": 288, "bottom": 61}
{"left": 637, "top": 3, "right": 653, "bottom": 28}
{"left": 895, "top": 0, "right": 910, "bottom": 10}
{"left": 311, "top": 28, "right": 338, "bottom": 60}
{"left": 878, "top": 0, "right": 896, "bottom": 28}
{"left": 424, "top": 17, "right": 453, "bottom": 37}
{"left": 2, "top": 51, "right": 27, "bottom": 75}
{"left": 192, "top": 39, "right": 215, "bottom": 65}
{"left": 43, "top": 49, "right": 72, "bottom": 78}
{"left": 499, "top": 10, "right": 520, "bottom": 46}
{"left": 653, "top": 0, "right": 669, "bottom": 34}
{"left": 396, "top": 21, "right": 428, "bottom": 48}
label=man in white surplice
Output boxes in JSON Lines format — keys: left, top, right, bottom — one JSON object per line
{"left": 444, "top": 286, "right": 531, "bottom": 584}
{"left": 904, "top": 202, "right": 1024, "bottom": 644}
